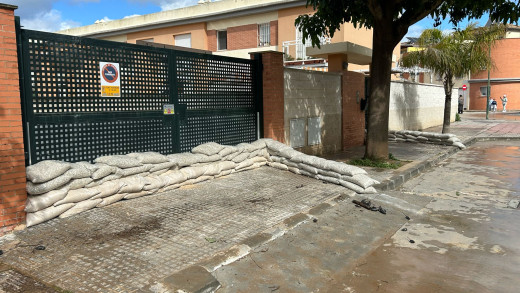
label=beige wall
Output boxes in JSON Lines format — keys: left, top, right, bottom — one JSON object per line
{"left": 99, "top": 34, "right": 127, "bottom": 42}
{"left": 284, "top": 68, "right": 342, "bottom": 155}
{"left": 207, "top": 11, "right": 277, "bottom": 30}
{"left": 389, "top": 81, "right": 458, "bottom": 131}
{"left": 126, "top": 22, "right": 208, "bottom": 50}
{"left": 214, "top": 46, "right": 279, "bottom": 59}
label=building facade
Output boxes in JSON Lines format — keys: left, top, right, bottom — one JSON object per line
{"left": 469, "top": 25, "right": 520, "bottom": 111}
{"left": 58, "top": 0, "right": 400, "bottom": 71}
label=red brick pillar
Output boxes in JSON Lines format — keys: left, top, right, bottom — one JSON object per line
{"left": 0, "top": 4, "right": 26, "bottom": 235}
{"left": 251, "top": 51, "right": 285, "bottom": 143}
{"left": 341, "top": 71, "right": 366, "bottom": 149}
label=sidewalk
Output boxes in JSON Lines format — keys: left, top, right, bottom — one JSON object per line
{"left": 0, "top": 112, "right": 519, "bottom": 293}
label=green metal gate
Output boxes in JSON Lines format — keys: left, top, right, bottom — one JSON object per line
{"left": 17, "top": 25, "right": 262, "bottom": 165}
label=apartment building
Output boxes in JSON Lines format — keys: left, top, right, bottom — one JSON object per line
{"left": 58, "top": 0, "right": 400, "bottom": 72}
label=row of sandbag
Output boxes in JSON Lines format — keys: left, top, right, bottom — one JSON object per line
{"left": 25, "top": 141, "right": 270, "bottom": 227}
{"left": 262, "top": 139, "right": 378, "bottom": 194}
{"left": 388, "top": 130, "right": 466, "bottom": 149}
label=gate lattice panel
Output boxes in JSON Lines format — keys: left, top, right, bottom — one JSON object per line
{"left": 17, "top": 29, "right": 261, "bottom": 164}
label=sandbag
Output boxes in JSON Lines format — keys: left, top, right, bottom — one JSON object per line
{"left": 143, "top": 176, "right": 165, "bottom": 191}
{"left": 232, "top": 153, "right": 250, "bottom": 163}
{"left": 278, "top": 148, "right": 301, "bottom": 160}
{"left": 124, "top": 190, "right": 153, "bottom": 200}
{"left": 268, "top": 162, "right": 288, "bottom": 171}
{"left": 91, "top": 180, "right": 126, "bottom": 199}
{"left": 119, "top": 176, "right": 146, "bottom": 193}
{"left": 340, "top": 174, "right": 379, "bottom": 189}
{"left": 64, "top": 178, "right": 93, "bottom": 190}
{"left": 218, "top": 146, "right": 238, "bottom": 157}
{"left": 299, "top": 170, "right": 315, "bottom": 178}
{"left": 182, "top": 175, "right": 213, "bottom": 186}
{"left": 94, "top": 155, "right": 142, "bottom": 169}
{"left": 288, "top": 167, "right": 301, "bottom": 174}
{"left": 85, "top": 174, "right": 122, "bottom": 188}
{"left": 250, "top": 139, "right": 267, "bottom": 151}
{"left": 54, "top": 188, "right": 100, "bottom": 206}
{"left": 218, "top": 161, "right": 236, "bottom": 171}
{"left": 26, "top": 174, "right": 72, "bottom": 195}
{"left": 317, "top": 169, "right": 341, "bottom": 179}
{"left": 316, "top": 174, "right": 340, "bottom": 184}
{"left": 59, "top": 199, "right": 102, "bottom": 218}
{"left": 63, "top": 165, "right": 92, "bottom": 179}
{"left": 192, "top": 142, "right": 225, "bottom": 156}
{"left": 203, "top": 163, "right": 222, "bottom": 176}
{"left": 338, "top": 180, "right": 365, "bottom": 193}
{"left": 180, "top": 166, "right": 206, "bottom": 180}
{"left": 453, "top": 142, "right": 466, "bottom": 149}
{"left": 25, "top": 189, "right": 69, "bottom": 213}
{"left": 127, "top": 152, "right": 169, "bottom": 164}
{"left": 237, "top": 143, "right": 256, "bottom": 153}
{"left": 298, "top": 163, "right": 319, "bottom": 175}
{"left": 215, "top": 169, "right": 233, "bottom": 178}
{"left": 257, "top": 148, "right": 271, "bottom": 160}
{"left": 236, "top": 158, "right": 256, "bottom": 170}
{"left": 97, "top": 193, "right": 126, "bottom": 207}
{"left": 26, "top": 203, "right": 75, "bottom": 227}
{"left": 159, "top": 171, "right": 188, "bottom": 186}
{"left": 151, "top": 168, "right": 170, "bottom": 175}
{"left": 223, "top": 151, "right": 242, "bottom": 161}
{"left": 167, "top": 153, "right": 210, "bottom": 167}
{"left": 75, "top": 161, "right": 99, "bottom": 172}
{"left": 319, "top": 160, "right": 367, "bottom": 176}
{"left": 150, "top": 161, "right": 176, "bottom": 172}
{"left": 92, "top": 165, "right": 118, "bottom": 180}
{"left": 115, "top": 165, "right": 153, "bottom": 177}
{"left": 26, "top": 160, "right": 71, "bottom": 184}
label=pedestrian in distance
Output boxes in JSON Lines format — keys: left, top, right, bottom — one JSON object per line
{"left": 489, "top": 98, "right": 494, "bottom": 111}
{"left": 458, "top": 95, "right": 464, "bottom": 114}
{"left": 500, "top": 94, "right": 508, "bottom": 112}
{"left": 491, "top": 98, "right": 497, "bottom": 112}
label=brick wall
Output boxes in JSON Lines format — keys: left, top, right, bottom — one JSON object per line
{"left": 228, "top": 24, "right": 257, "bottom": 50}
{"left": 342, "top": 71, "right": 366, "bottom": 149}
{"left": 270, "top": 20, "right": 278, "bottom": 46}
{"left": 207, "top": 29, "right": 217, "bottom": 52}
{"left": 469, "top": 82, "right": 520, "bottom": 111}
{"left": 251, "top": 51, "right": 285, "bottom": 143}
{"left": 0, "top": 4, "right": 26, "bottom": 235}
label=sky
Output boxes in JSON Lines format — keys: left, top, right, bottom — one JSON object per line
{"left": 6, "top": 0, "right": 489, "bottom": 39}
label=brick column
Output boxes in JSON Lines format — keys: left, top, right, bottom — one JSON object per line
{"left": 0, "top": 4, "right": 26, "bottom": 235}
{"left": 341, "top": 70, "right": 366, "bottom": 149}
{"left": 251, "top": 51, "right": 285, "bottom": 143}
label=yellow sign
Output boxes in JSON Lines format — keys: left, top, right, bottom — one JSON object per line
{"left": 101, "top": 86, "right": 120, "bottom": 97}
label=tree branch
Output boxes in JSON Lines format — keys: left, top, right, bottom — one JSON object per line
{"left": 394, "top": 0, "right": 444, "bottom": 43}
{"left": 367, "top": 0, "right": 383, "bottom": 20}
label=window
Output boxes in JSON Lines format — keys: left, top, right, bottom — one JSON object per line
{"left": 258, "top": 23, "right": 270, "bottom": 46}
{"left": 480, "top": 86, "right": 489, "bottom": 96}
{"left": 175, "top": 33, "right": 191, "bottom": 48}
{"left": 217, "top": 30, "right": 227, "bottom": 50}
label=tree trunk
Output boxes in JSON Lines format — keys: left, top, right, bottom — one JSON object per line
{"left": 442, "top": 76, "right": 454, "bottom": 133}
{"left": 365, "top": 22, "right": 395, "bottom": 160}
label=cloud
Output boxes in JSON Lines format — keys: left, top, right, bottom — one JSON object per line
{"left": 21, "top": 9, "right": 81, "bottom": 32}
{"left": 129, "top": 0, "right": 199, "bottom": 11}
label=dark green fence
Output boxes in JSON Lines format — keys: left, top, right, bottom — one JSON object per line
{"left": 17, "top": 26, "right": 262, "bottom": 165}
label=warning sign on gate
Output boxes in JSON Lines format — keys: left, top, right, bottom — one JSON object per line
{"left": 100, "top": 62, "right": 121, "bottom": 97}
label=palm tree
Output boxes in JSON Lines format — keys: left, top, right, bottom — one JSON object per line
{"left": 401, "top": 23, "right": 505, "bottom": 133}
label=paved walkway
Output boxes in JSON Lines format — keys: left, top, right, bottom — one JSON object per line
{"left": 0, "top": 111, "right": 519, "bottom": 293}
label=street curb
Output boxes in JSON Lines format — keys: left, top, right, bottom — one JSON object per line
{"left": 148, "top": 191, "right": 355, "bottom": 292}
{"left": 375, "top": 136, "right": 520, "bottom": 191}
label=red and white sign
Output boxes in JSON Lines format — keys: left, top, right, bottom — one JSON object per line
{"left": 462, "top": 84, "right": 467, "bottom": 91}
{"left": 100, "top": 62, "right": 121, "bottom": 97}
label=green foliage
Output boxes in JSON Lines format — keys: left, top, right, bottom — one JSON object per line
{"left": 349, "top": 158, "right": 401, "bottom": 169}
{"left": 388, "top": 153, "right": 398, "bottom": 160}
{"left": 456, "top": 113, "right": 461, "bottom": 121}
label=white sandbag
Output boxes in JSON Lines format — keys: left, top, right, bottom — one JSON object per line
{"left": 94, "top": 155, "right": 142, "bottom": 169}
{"left": 92, "top": 165, "right": 117, "bottom": 180}
{"left": 361, "top": 187, "right": 377, "bottom": 194}
{"left": 64, "top": 178, "right": 93, "bottom": 190}
{"left": 124, "top": 190, "right": 153, "bottom": 200}
{"left": 182, "top": 175, "right": 213, "bottom": 186}
{"left": 205, "top": 154, "right": 222, "bottom": 162}
{"left": 26, "top": 174, "right": 72, "bottom": 195}
{"left": 298, "top": 163, "right": 319, "bottom": 175}
{"left": 267, "top": 162, "right": 288, "bottom": 171}
{"left": 340, "top": 174, "right": 379, "bottom": 189}
{"left": 85, "top": 174, "right": 122, "bottom": 188}
{"left": 218, "top": 161, "right": 236, "bottom": 171}
{"left": 250, "top": 139, "right": 267, "bottom": 151}
{"left": 288, "top": 167, "right": 301, "bottom": 174}
{"left": 115, "top": 165, "right": 153, "bottom": 177}
{"left": 143, "top": 176, "right": 165, "bottom": 191}
{"left": 63, "top": 165, "right": 92, "bottom": 179}
{"left": 159, "top": 171, "right": 188, "bottom": 186}
{"left": 257, "top": 148, "right": 271, "bottom": 160}
{"left": 119, "top": 176, "right": 146, "bottom": 193}
{"left": 127, "top": 152, "right": 169, "bottom": 164}
{"left": 405, "top": 139, "right": 418, "bottom": 143}
{"left": 278, "top": 148, "right": 301, "bottom": 160}
{"left": 25, "top": 189, "right": 69, "bottom": 213}
{"left": 151, "top": 168, "right": 169, "bottom": 175}
{"left": 237, "top": 143, "right": 256, "bottom": 153}
{"left": 248, "top": 149, "right": 261, "bottom": 158}
{"left": 395, "top": 138, "right": 406, "bottom": 142}
{"left": 97, "top": 193, "right": 126, "bottom": 207}
{"left": 215, "top": 169, "right": 234, "bottom": 178}
{"left": 54, "top": 188, "right": 100, "bottom": 206}
{"left": 416, "top": 136, "right": 429, "bottom": 142}
{"left": 232, "top": 153, "right": 250, "bottom": 163}
{"left": 338, "top": 180, "right": 365, "bottom": 193}
{"left": 75, "top": 161, "right": 99, "bottom": 172}
{"left": 203, "top": 163, "right": 222, "bottom": 176}
{"left": 317, "top": 169, "right": 341, "bottom": 179}
{"left": 270, "top": 156, "right": 284, "bottom": 163}
{"left": 299, "top": 169, "right": 315, "bottom": 178}
{"left": 180, "top": 166, "right": 206, "bottom": 180}
{"left": 236, "top": 158, "right": 256, "bottom": 170}
{"left": 453, "top": 142, "right": 466, "bottom": 149}
{"left": 167, "top": 153, "right": 212, "bottom": 167}
{"left": 316, "top": 174, "right": 340, "bottom": 184}
{"left": 150, "top": 161, "right": 176, "bottom": 172}
{"left": 91, "top": 180, "right": 126, "bottom": 199}
{"left": 319, "top": 160, "right": 367, "bottom": 176}
{"left": 192, "top": 142, "right": 225, "bottom": 156}
{"left": 263, "top": 139, "right": 287, "bottom": 153}
{"left": 59, "top": 199, "right": 102, "bottom": 218}
{"left": 223, "top": 151, "right": 242, "bottom": 161}
{"left": 26, "top": 203, "right": 74, "bottom": 227}
{"left": 218, "top": 146, "right": 238, "bottom": 157}
{"left": 26, "top": 160, "right": 71, "bottom": 184}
